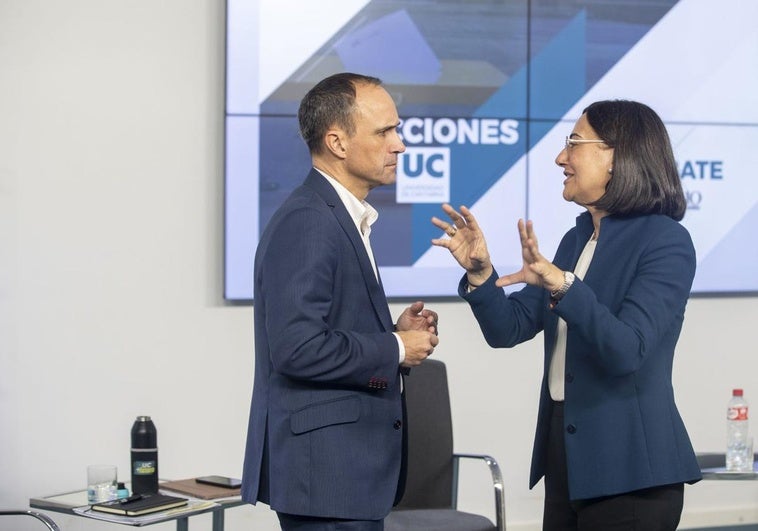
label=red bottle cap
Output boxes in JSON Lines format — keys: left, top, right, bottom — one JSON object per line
{"left": 733, "top": 389, "right": 743, "bottom": 396}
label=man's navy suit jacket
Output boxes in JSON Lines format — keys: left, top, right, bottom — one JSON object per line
{"left": 241, "top": 170, "right": 404, "bottom": 520}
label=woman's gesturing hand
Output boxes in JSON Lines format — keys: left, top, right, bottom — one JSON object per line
{"left": 495, "top": 219, "right": 564, "bottom": 291}
{"left": 431, "top": 204, "right": 493, "bottom": 286}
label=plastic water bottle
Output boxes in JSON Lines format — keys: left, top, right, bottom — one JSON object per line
{"left": 726, "top": 389, "right": 750, "bottom": 471}
{"left": 131, "top": 415, "right": 159, "bottom": 494}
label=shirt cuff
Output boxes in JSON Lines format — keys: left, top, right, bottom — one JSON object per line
{"left": 392, "top": 332, "right": 405, "bottom": 364}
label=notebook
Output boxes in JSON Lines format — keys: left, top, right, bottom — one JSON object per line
{"left": 90, "top": 493, "right": 188, "bottom": 516}
{"left": 160, "top": 478, "right": 242, "bottom": 500}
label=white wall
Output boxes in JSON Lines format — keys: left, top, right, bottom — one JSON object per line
{"left": 0, "top": 2, "right": 755, "bottom": 530}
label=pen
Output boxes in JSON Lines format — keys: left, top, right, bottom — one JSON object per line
{"left": 119, "top": 494, "right": 144, "bottom": 504}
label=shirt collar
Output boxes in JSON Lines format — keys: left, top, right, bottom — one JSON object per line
{"left": 316, "top": 168, "right": 378, "bottom": 235}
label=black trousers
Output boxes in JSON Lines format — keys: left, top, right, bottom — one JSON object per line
{"left": 277, "top": 512, "right": 384, "bottom": 531}
{"left": 543, "top": 401, "right": 684, "bottom": 531}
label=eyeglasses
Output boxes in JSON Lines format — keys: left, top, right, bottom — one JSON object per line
{"left": 565, "top": 137, "right": 607, "bottom": 150}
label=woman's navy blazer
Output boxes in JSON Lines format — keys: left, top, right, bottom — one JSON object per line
{"left": 461, "top": 211, "right": 702, "bottom": 500}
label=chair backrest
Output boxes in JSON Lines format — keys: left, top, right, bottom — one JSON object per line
{"left": 396, "top": 359, "right": 455, "bottom": 509}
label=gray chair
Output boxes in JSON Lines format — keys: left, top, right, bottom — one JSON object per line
{"left": 385, "top": 359, "right": 506, "bottom": 531}
{"left": 0, "top": 510, "right": 60, "bottom": 530}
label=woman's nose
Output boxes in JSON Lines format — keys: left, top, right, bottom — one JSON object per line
{"left": 555, "top": 148, "right": 567, "bottom": 167}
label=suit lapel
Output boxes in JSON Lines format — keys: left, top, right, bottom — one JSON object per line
{"left": 304, "top": 170, "right": 395, "bottom": 331}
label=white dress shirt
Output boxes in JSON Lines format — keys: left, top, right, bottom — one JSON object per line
{"left": 548, "top": 236, "right": 597, "bottom": 401}
{"left": 317, "top": 169, "right": 405, "bottom": 363}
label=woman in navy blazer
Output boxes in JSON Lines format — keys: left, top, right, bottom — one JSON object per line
{"left": 432, "top": 100, "right": 701, "bottom": 530}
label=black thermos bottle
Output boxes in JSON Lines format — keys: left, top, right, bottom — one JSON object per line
{"left": 130, "top": 415, "right": 159, "bottom": 494}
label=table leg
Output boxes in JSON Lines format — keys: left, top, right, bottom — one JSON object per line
{"left": 212, "top": 509, "right": 225, "bottom": 531}
{"left": 176, "top": 515, "right": 189, "bottom": 531}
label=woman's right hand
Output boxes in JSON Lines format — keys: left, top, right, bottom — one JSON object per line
{"left": 431, "top": 204, "right": 493, "bottom": 286}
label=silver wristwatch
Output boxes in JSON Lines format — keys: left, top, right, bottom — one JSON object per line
{"left": 550, "top": 271, "right": 575, "bottom": 301}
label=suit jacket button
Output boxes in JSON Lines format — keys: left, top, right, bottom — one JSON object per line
{"left": 566, "top": 424, "right": 576, "bottom": 434}
{"left": 393, "top": 420, "right": 402, "bottom": 430}
{"left": 565, "top": 373, "right": 574, "bottom": 383}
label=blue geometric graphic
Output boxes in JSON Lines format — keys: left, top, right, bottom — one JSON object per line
{"left": 410, "top": 11, "right": 587, "bottom": 261}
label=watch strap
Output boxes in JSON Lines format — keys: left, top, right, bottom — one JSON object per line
{"left": 550, "top": 271, "right": 575, "bottom": 301}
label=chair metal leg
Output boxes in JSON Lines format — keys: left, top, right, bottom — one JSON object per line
{"left": 453, "top": 453, "right": 507, "bottom": 531}
{"left": 0, "top": 510, "right": 61, "bottom": 531}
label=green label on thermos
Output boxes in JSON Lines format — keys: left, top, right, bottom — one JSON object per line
{"left": 133, "top": 460, "right": 156, "bottom": 475}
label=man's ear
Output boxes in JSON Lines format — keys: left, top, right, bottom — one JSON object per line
{"left": 325, "top": 129, "right": 348, "bottom": 159}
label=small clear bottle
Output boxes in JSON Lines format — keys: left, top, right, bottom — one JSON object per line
{"left": 726, "top": 389, "right": 750, "bottom": 471}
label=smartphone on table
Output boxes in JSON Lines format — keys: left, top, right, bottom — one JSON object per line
{"left": 195, "top": 475, "right": 242, "bottom": 488}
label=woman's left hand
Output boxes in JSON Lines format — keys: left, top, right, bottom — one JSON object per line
{"left": 496, "top": 219, "right": 564, "bottom": 291}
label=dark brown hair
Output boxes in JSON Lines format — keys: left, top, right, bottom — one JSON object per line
{"left": 298, "top": 72, "right": 382, "bottom": 155}
{"left": 584, "top": 100, "right": 686, "bottom": 220}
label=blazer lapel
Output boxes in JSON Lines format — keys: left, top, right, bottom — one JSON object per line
{"left": 304, "top": 170, "right": 395, "bottom": 331}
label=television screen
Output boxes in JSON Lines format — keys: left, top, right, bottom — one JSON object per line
{"left": 225, "top": 0, "right": 758, "bottom": 300}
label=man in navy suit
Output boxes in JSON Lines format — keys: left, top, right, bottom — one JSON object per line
{"left": 241, "top": 73, "right": 440, "bottom": 531}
